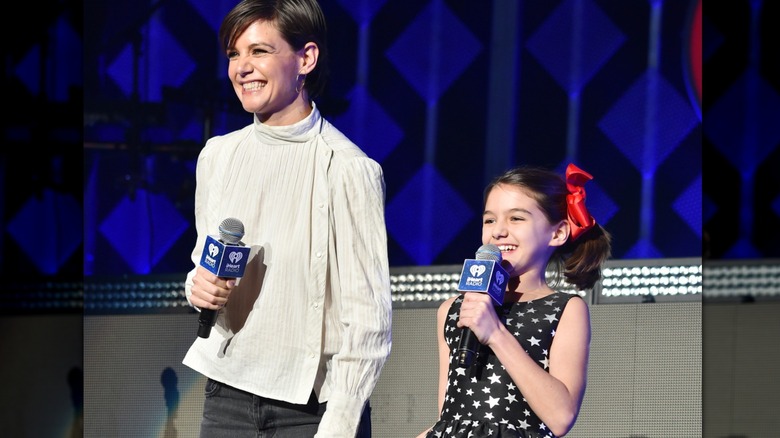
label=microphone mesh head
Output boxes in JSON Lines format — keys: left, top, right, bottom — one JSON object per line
{"left": 218, "top": 217, "right": 245, "bottom": 244}
{"left": 475, "top": 244, "right": 502, "bottom": 262}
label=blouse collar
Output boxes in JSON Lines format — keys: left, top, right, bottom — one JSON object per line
{"left": 252, "top": 102, "right": 322, "bottom": 143}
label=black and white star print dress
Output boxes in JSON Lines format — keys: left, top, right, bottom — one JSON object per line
{"left": 426, "top": 291, "right": 581, "bottom": 438}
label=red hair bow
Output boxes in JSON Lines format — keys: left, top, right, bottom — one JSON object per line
{"left": 565, "top": 163, "right": 596, "bottom": 241}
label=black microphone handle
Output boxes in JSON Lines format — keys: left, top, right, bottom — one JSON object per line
{"left": 197, "top": 307, "right": 219, "bottom": 338}
{"left": 456, "top": 327, "right": 479, "bottom": 367}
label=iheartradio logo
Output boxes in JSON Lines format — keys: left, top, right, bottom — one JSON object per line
{"left": 469, "top": 264, "right": 486, "bottom": 277}
{"left": 208, "top": 243, "right": 220, "bottom": 257}
{"left": 228, "top": 251, "right": 243, "bottom": 264}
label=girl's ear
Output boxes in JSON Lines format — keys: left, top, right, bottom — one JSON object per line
{"left": 550, "top": 220, "right": 570, "bottom": 247}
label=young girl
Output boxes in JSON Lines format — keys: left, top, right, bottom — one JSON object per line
{"left": 418, "top": 163, "right": 611, "bottom": 438}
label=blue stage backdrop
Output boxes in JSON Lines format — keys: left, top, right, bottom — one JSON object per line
{"left": 14, "top": 0, "right": 779, "bottom": 281}
{"left": 79, "top": 0, "right": 705, "bottom": 276}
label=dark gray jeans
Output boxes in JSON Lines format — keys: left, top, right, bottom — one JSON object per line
{"left": 199, "top": 378, "right": 371, "bottom": 437}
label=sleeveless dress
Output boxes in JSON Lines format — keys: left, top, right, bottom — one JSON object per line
{"left": 426, "top": 291, "right": 580, "bottom": 438}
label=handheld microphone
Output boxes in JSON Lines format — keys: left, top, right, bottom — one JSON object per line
{"left": 197, "top": 217, "right": 250, "bottom": 339}
{"left": 455, "top": 244, "right": 509, "bottom": 367}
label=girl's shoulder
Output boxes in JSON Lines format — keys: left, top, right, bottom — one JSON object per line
{"left": 439, "top": 294, "right": 460, "bottom": 311}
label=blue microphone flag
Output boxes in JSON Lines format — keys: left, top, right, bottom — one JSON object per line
{"left": 457, "top": 246, "right": 509, "bottom": 305}
{"left": 200, "top": 234, "right": 250, "bottom": 278}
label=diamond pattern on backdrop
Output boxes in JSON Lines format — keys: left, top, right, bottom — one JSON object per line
{"left": 526, "top": 0, "right": 625, "bottom": 94}
{"left": 705, "top": 68, "right": 780, "bottom": 174}
{"left": 599, "top": 71, "right": 700, "bottom": 174}
{"left": 69, "top": 0, "right": 722, "bottom": 276}
{"left": 99, "top": 190, "right": 189, "bottom": 275}
{"left": 6, "top": 190, "right": 82, "bottom": 275}
{"left": 13, "top": 16, "right": 82, "bottom": 101}
{"left": 704, "top": 66, "right": 780, "bottom": 258}
{"left": 674, "top": 175, "right": 703, "bottom": 238}
{"left": 33, "top": 2, "right": 780, "bottom": 280}
{"left": 386, "top": 163, "right": 473, "bottom": 265}
{"left": 385, "top": 0, "right": 483, "bottom": 102}
{"left": 107, "top": 18, "right": 197, "bottom": 102}
{"left": 81, "top": 0, "right": 704, "bottom": 274}
{"left": 190, "top": 0, "right": 235, "bottom": 33}
{"left": 330, "top": 85, "right": 403, "bottom": 164}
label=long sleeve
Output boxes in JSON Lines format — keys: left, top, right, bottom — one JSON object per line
{"left": 315, "top": 153, "right": 393, "bottom": 437}
{"left": 183, "top": 127, "right": 251, "bottom": 308}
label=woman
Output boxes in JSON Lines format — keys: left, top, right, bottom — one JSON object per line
{"left": 183, "top": 1, "right": 393, "bottom": 437}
